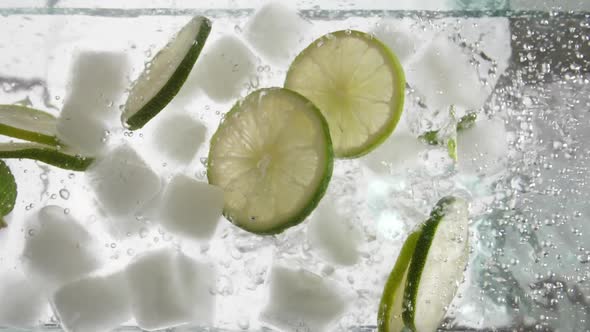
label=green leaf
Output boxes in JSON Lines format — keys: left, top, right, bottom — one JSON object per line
{"left": 419, "top": 130, "right": 441, "bottom": 146}
{"left": 0, "top": 160, "right": 17, "bottom": 228}
{"left": 457, "top": 112, "right": 477, "bottom": 131}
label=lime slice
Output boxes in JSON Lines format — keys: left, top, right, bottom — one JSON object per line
{"left": 377, "top": 230, "right": 421, "bottom": 332}
{"left": 123, "top": 16, "right": 212, "bottom": 130}
{"left": 207, "top": 88, "right": 333, "bottom": 234}
{"left": 285, "top": 30, "right": 405, "bottom": 158}
{"left": 0, "top": 105, "right": 59, "bottom": 146}
{"left": 403, "top": 196, "right": 469, "bottom": 332}
{"left": 0, "top": 143, "right": 93, "bottom": 171}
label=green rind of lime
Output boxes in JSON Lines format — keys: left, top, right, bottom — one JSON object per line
{"left": 124, "top": 16, "right": 212, "bottom": 130}
{"left": 285, "top": 30, "right": 405, "bottom": 158}
{"left": 207, "top": 87, "right": 334, "bottom": 235}
{"left": 403, "top": 196, "right": 469, "bottom": 332}
{"left": 0, "top": 105, "right": 60, "bottom": 146}
{"left": 377, "top": 230, "right": 421, "bottom": 332}
{"left": 0, "top": 143, "right": 94, "bottom": 171}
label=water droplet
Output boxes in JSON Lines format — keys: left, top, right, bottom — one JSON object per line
{"left": 59, "top": 189, "right": 70, "bottom": 200}
{"left": 139, "top": 227, "right": 149, "bottom": 238}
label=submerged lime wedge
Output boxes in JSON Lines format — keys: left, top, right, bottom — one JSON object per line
{"left": 208, "top": 88, "right": 333, "bottom": 234}
{"left": 285, "top": 30, "right": 405, "bottom": 158}
{"left": 378, "top": 230, "right": 421, "bottom": 332}
{"left": 403, "top": 196, "right": 470, "bottom": 332}
{"left": 0, "top": 105, "right": 60, "bottom": 146}
{"left": 123, "top": 16, "right": 212, "bottom": 130}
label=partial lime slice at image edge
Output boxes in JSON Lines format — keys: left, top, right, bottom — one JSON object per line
{"left": 0, "top": 105, "right": 60, "bottom": 146}
{"left": 208, "top": 88, "right": 333, "bottom": 235}
{"left": 285, "top": 30, "right": 405, "bottom": 158}
{"left": 123, "top": 16, "right": 212, "bottom": 130}
{"left": 377, "top": 230, "right": 421, "bottom": 332}
{"left": 403, "top": 196, "right": 470, "bottom": 332}
{"left": 0, "top": 143, "right": 94, "bottom": 171}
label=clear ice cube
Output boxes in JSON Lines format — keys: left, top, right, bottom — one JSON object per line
{"left": 52, "top": 270, "right": 132, "bottom": 332}
{"left": 21, "top": 206, "right": 102, "bottom": 289}
{"left": 125, "top": 248, "right": 216, "bottom": 331}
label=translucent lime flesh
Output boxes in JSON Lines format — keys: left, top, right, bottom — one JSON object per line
{"left": 285, "top": 30, "right": 405, "bottom": 158}
{"left": 208, "top": 88, "right": 333, "bottom": 234}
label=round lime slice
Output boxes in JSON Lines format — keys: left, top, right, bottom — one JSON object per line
{"left": 0, "top": 105, "right": 59, "bottom": 146}
{"left": 285, "top": 30, "right": 405, "bottom": 158}
{"left": 377, "top": 230, "right": 421, "bottom": 332}
{"left": 123, "top": 16, "right": 211, "bottom": 130}
{"left": 403, "top": 196, "right": 470, "bottom": 332}
{"left": 207, "top": 88, "right": 333, "bottom": 234}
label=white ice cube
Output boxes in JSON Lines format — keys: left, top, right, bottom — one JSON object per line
{"left": 406, "top": 34, "right": 487, "bottom": 111}
{"left": 457, "top": 117, "right": 508, "bottom": 175}
{"left": 56, "top": 52, "right": 129, "bottom": 156}
{"left": 156, "top": 174, "right": 224, "bottom": 241}
{"left": 0, "top": 269, "right": 48, "bottom": 328}
{"left": 194, "top": 35, "right": 256, "bottom": 102}
{"left": 21, "top": 206, "right": 102, "bottom": 289}
{"left": 244, "top": 2, "right": 309, "bottom": 65}
{"left": 307, "top": 199, "right": 362, "bottom": 266}
{"left": 448, "top": 18, "right": 511, "bottom": 93}
{"left": 151, "top": 113, "right": 206, "bottom": 165}
{"left": 87, "top": 144, "right": 162, "bottom": 217}
{"left": 371, "top": 18, "right": 432, "bottom": 65}
{"left": 52, "top": 271, "right": 132, "bottom": 332}
{"left": 125, "top": 248, "right": 215, "bottom": 331}
{"left": 361, "top": 119, "right": 427, "bottom": 175}
{"left": 260, "top": 265, "right": 350, "bottom": 332}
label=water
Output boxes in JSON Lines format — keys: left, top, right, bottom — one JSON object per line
{"left": 0, "top": 2, "right": 589, "bottom": 332}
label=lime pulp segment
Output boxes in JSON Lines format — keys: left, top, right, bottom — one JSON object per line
{"left": 123, "top": 16, "right": 212, "bottom": 130}
{"left": 285, "top": 30, "right": 405, "bottom": 158}
{"left": 0, "top": 105, "right": 60, "bottom": 146}
{"left": 207, "top": 88, "right": 333, "bottom": 235}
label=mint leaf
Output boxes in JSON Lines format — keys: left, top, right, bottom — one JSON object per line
{"left": 457, "top": 112, "right": 477, "bottom": 131}
{"left": 419, "top": 112, "right": 477, "bottom": 146}
{"left": 0, "top": 160, "right": 17, "bottom": 229}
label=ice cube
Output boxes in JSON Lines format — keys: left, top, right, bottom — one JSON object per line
{"left": 52, "top": 271, "right": 132, "bottom": 332}
{"left": 56, "top": 52, "right": 129, "bottom": 156}
{"left": 457, "top": 118, "right": 508, "bottom": 175}
{"left": 156, "top": 174, "right": 224, "bottom": 241}
{"left": 307, "top": 199, "right": 362, "bottom": 266}
{"left": 21, "top": 206, "right": 102, "bottom": 289}
{"left": 87, "top": 144, "right": 162, "bottom": 217}
{"left": 244, "top": 2, "right": 309, "bottom": 65}
{"left": 371, "top": 18, "right": 432, "bottom": 65}
{"left": 361, "top": 119, "right": 427, "bottom": 175}
{"left": 406, "top": 34, "right": 487, "bottom": 111}
{"left": 151, "top": 113, "right": 206, "bottom": 165}
{"left": 448, "top": 18, "right": 511, "bottom": 93}
{"left": 0, "top": 269, "right": 48, "bottom": 328}
{"left": 125, "top": 248, "right": 215, "bottom": 331}
{"left": 260, "top": 265, "right": 350, "bottom": 332}
{"left": 193, "top": 35, "right": 256, "bottom": 102}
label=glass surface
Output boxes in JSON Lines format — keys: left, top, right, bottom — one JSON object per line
{"left": 0, "top": 1, "right": 589, "bottom": 331}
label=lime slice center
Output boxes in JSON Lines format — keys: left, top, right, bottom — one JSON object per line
{"left": 208, "top": 88, "right": 333, "bottom": 234}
